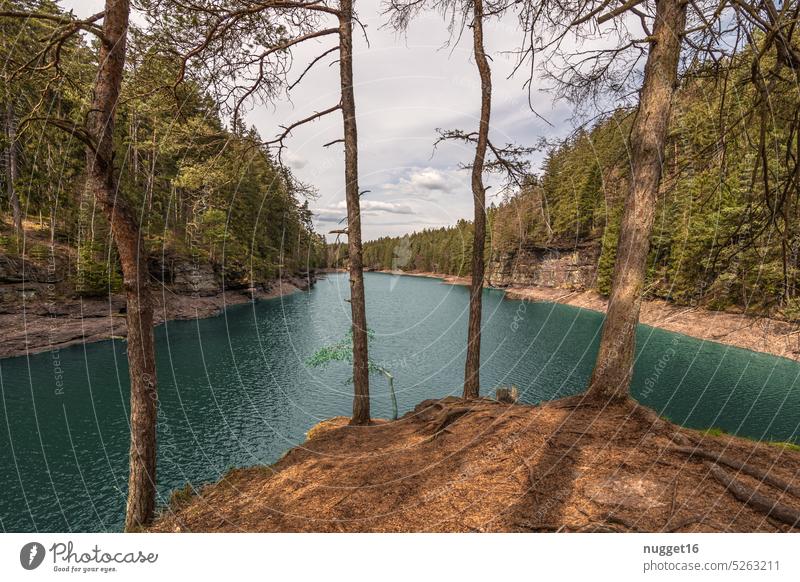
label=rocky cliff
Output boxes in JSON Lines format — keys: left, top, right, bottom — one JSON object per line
{"left": 0, "top": 243, "right": 314, "bottom": 310}
{"left": 0, "top": 240, "right": 316, "bottom": 358}
{"left": 486, "top": 241, "right": 600, "bottom": 290}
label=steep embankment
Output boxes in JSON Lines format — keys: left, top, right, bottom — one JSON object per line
{"left": 0, "top": 277, "right": 309, "bottom": 359}
{"left": 150, "top": 396, "right": 800, "bottom": 533}
{"left": 0, "top": 227, "right": 314, "bottom": 358}
{"left": 485, "top": 243, "right": 800, "bottom": 360}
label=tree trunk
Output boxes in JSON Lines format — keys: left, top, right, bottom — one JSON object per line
{"left": 5, "top": 100, "right": 21, "bottom": 236}
{"left": 86, "top": 0, "right": 158, "bottom": 530}
{"left": 339, "top": 0, "right": 370, "bottom": 425}
{"left": 463, "top": 0, "right": 492, "bottom": 399}
{"left": 586, "top": 0, "right": 687, "bottom": 400}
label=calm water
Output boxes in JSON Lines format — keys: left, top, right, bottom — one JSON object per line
{"left": 1, "top": 272, "right": 798, "bottom": 531}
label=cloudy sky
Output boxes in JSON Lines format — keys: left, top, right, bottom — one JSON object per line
{"left": 61, "top": 0, "right": 574, "bottom": 241}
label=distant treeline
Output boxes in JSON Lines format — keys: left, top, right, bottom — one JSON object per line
{"left": 332, "top": 54, "right": 800, "bottom": 317}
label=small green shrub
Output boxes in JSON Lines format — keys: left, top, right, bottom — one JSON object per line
{"left": 28, "top": 243, "right": 52, "bottom": 261}
{"left": 781, "top": 298, "right": 800, "bottom": 322}
{"left": 704, "top": 427, "right": 728, "bottom": 437}
{"left": 768, "top": 441, "right": 800, "bottom": 452}
{"left": 74, "top": 242, "right": 123, "bottom": 297}
{"left": 0, "top": 234, "right": 20, "bottom": 253}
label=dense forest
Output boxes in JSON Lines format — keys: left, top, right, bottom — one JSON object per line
{"left": 1, "top": 1, "right": 325, "bottom": 298}
{"left": 353, "top": 51, "right": 800, "bottom": 318}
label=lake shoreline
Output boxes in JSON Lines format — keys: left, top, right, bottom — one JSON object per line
{"left": 374, "top": 269, "right": 800, "bottom": 361}
{"left": 0, "top": 275, "right": 312, "bottom": 359}
{"left": 6, "top": 267, "right": 799, "bottom": 362}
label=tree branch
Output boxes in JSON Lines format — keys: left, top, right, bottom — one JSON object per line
{"left": 264, "top": 102, "right": 343, "bottom": 160}
{"left": 0, "top": 9, "right": 105, "bottom": 37}
{"left": 598, "top": 0, "right": 647, "bottom": 25}
{"left": 288, "top": 45, "right": 340, "bottom": 90}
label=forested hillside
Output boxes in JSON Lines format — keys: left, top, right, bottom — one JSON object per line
{"left": 1, "top": 1, "right": 324, "bottom": 300}
{"left": 354, "top": 52, "right": 800, "bottom": 317}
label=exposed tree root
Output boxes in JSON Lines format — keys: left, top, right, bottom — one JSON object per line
{"left": 707, "top": 464, "right": 800, "bottom": 529}
{"left": 577, "top": 522, "right": 626, "bottom": 533}
{"left": 421, "top": 427, "right": 453, "bottom": 444}
{"left": 426, "top": 406, "right": 474, "bottom": 435}
{"left": 514, "top": 520, "right": 563, "bottom": 532}
{"left": 662, "top": 477, "right": 680, "bottom": 530}
{"left": 666, "top": 516, "right": 705, "bottom": 532}
{"left": 673, "top": 446, "right": 800, "bottom": 497}
{"left": 604, "top": 513, "right": 642, "bottom": 532}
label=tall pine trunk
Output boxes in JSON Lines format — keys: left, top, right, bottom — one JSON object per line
{"left": 86, "top": 0, "right": 158, "bottom": 530}
{"left": 5, "top": 100, "right": 21, "bottom": 236}
{"left": 463, "top": 0, "right": 491, "bottom": 399}
{"left": 339, "top": 0, "right": 370, "bottom": 424}
{"left": 586, "top": 0, "right": 687, "bottom": 400}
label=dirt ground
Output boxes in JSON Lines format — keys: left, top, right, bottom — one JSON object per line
{"left": 149, "top": 396, "right": 800, "bottom": 533}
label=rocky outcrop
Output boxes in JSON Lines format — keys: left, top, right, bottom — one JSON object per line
{"left": 0, "top": 243, "right": 318, "bottom": 358}
{"left": 486, "top": 241, "right": 600, "bottom": 289}
{"left": 0, "top": 273, "right": 315, "bottom": 359}
{"left": 147, "top": 252, "right": 254, "bottom": 295}
{"left": 0, "top": 252, "right": 72, "bottom": 310}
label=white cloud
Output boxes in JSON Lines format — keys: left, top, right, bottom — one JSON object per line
{"left": 380, "top": 166, "right": 468, "bottom": 200}
{"left": 314, "top": 199, "right": 415, "bottom": 223}
{"left": 408, "top": 168, "right": 453, "bottom": 192}
{"left": 314, "top": 210, "right": 347, "bottom": 223}
{"left": 283, "top": 151, "right": 308, "bottom": 170}
{"left": 360, "top": 200, "right": 415, "bottom": 214}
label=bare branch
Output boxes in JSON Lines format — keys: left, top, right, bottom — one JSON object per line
{"left": 597, "top": 0, "right": 647, "bottom": 25}
{"left": 263, "top": 102, "right": 343, "bottom": 160}
{"left": 288, "top": 45, "right": 340, "bottom": 90}
{"left": 434, "top": 127, "right": 534, "bottom": 193}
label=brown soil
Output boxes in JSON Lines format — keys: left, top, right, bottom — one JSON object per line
{"left": 0, "top": 278, "right": 306, "bottom": 359}
{"left": 378, "top": 270, "right": 800, "bottom": 361}
{"left": 149, "top": 396, "right": 800, "bottom": 532}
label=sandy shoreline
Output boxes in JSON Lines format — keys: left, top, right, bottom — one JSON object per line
{"left": 0, "top": 277, "right": 308, "bottom": 359}
{"left": 374, "top": 269, "right": 800, "bottom": 361}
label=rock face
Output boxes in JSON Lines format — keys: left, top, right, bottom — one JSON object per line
{"left": 486, "top": 242, "right": 600, "bottom": 290}
{"left": 0, "top": 253, "right": 71, "bottom": 310}
{"left": 148, "top": 255, "right": 221, "bottom": 296}
{"left": 0, "top": 245, "right": 318, "bottom": 357}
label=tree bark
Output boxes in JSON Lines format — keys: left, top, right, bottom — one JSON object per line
{"left": 586, "top": 0, "right": 687, "bottom": 400}
{"left": 339, "top": 0, "right": 370, "bottom": 425}
{"left": 86, "top": 0, "right": 158, "bottom": 530}
{"left": 5, "top": 100, "right": 21, "bottom": 236}
{"left": 463, "top": 0, "right": 492, "bottom": 399}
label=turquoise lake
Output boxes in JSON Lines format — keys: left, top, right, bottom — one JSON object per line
{"left": 1, "top": 271, "right": 798, "bottom": 531}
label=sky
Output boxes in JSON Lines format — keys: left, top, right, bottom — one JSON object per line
{"left": 60, "top": 0, "right": 574, "bottom": 241}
